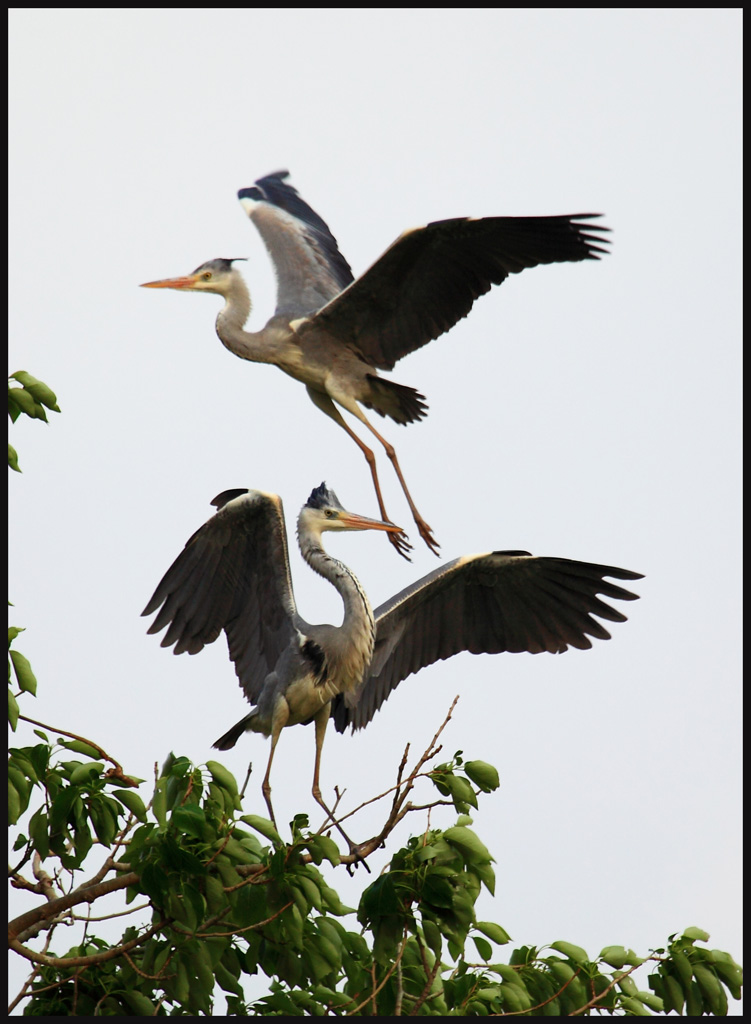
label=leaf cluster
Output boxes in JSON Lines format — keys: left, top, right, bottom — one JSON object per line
{"left": 9, "top": 703, "right": 744, "bottom": 1015}
{"left": 8, "top": 371, "right": 60, "bottom": 471}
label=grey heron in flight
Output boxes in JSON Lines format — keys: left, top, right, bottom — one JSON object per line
{"left": 141, "top": 171, "right": 610, "bottom": 559}
{"left": 142, "top": 484, "right": 641, "bottom": 825}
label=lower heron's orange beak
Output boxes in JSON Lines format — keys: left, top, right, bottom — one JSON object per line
{"left": 340, "top": 512, "right": 405, "bottom": 534}
{"left": 140, "top": 274, "right": 200, "bottom": 290}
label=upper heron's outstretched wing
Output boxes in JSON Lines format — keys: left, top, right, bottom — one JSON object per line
{"left": 304, "top": 214, "right": 610, "bottom": 370}
{"left": 238, "top": 171, "right": 354, "bottom": 318}
{"left": 332, "top": 552, "right": 642, "bottom": 732}
{"left": 142, "top": 489, "right": 301, "bottom": 704}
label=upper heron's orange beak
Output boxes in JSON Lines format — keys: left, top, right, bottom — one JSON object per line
{"left": 140, "top": 274, "right": 200, "bottom": 290}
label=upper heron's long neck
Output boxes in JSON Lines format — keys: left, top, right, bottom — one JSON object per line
{"left": 299, "top": 533, "right": 376, "bottom": 692}
{"left": 215, "top": 275, "right": 280, "bottom": 365}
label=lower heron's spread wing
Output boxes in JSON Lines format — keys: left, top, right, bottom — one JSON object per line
{"left": 304, "top": 215, "right": 610, "bottom": 371}
{"left": 142, "top": 489, "right": 301, "bottom": 704}
{"left": 332, "top": 552, "right": 642, "bottom": 732}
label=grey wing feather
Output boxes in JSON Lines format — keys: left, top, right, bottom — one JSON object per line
{"left": 305, "top": 215, "right": 610, "bottom": 370}
{"left": 238, "top": 171, "right": 353, "bottom": 318}
{"left": 143, "top": 490, "right": 301, "bottom": 704}
{"left": 332, "top": 552, "right": 641, "bottom": 732}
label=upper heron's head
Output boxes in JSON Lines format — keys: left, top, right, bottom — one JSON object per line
{"left": 298, "top": 483, "right": 404, "bottom": 542}
{"left": 140, "top": 258, "right": 247, "bottom": 296}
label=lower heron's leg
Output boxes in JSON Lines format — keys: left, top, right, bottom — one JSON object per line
{"left": 310, "top": 708, "right": 368, "bottom": 870}
{"left": 305, "top": 387, "right": 412, "bottom": 560}
{"left": 261, "top": 713, "right": 287, "bottom": 825}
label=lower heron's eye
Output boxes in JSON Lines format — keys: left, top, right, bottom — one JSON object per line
{"left": 203, "top": 273, "right": 212, "bottom": 280}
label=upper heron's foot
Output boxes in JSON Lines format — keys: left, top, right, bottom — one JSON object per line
{"left": 388, "top": 527, "right": 414, "bottom": 561}
{"left": 416, "top": 518, "right": 441, "bottom": 557}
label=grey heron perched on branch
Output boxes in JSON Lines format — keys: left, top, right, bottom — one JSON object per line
{"left": 141, "top": 171, "right": 610, "bottom": 559}
{"left": 142, "top": 484, "right": 641, "bottom": 825}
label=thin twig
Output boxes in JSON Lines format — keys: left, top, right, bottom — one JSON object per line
{"left": 568, "top": 958, "right": 658, "bottom": 1016}
{"left": 71, "top": 902, "right": 149, "bottom": 923}
{"left": 7, "top": 929, "right": 54, "bottom": 1014}
{"left": 17, "top": 713, "right": 139, "bottom": 787}
{"left": 347, "top": 934, "right": 410, "bottom": 1016}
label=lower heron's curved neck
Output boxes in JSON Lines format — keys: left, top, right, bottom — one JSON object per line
{"left": 299, "top": 537, "right": 376, "bottom": 688}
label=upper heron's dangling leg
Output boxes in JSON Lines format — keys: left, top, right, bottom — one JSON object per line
{"left": 353, "top": 412, "right": 440, "bottom": 558}
{"left": 305, "top": 387, "right": 413, "bottom": 560}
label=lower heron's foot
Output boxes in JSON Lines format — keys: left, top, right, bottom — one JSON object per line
{"left": 314, "top": 791, "right": 371, "bottom": 872}
{"left": 388, "top": 526, "right": 414, "bottom": 561}
{"left": 344, "top": 841, "right": 371, "bottom": 875}
{"left": 416, "top": 518, "right": 440, "bottom": 557}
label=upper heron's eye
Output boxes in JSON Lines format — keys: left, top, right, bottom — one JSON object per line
{"left": 203, "top": 272, "right": 212, "bottom": 280}
{"left": 324, "top": 509, "right": 335, "bottom": 518}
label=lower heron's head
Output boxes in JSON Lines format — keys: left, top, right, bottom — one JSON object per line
{"left": 298, "top": 483, "right": 404, "bottom": 542}
{"left": 140, "top": 258, "right": 246, "bottom": 296}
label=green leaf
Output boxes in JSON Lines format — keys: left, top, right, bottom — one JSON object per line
{"left": 423, "top": 918, "right": 443, "bottom": 956}
{"left": 601, "top": 944, "right": 627, "bottom": 968}
{"left": 58, "top": 738, "right": 102, "bottom": 758}
{"left": 693, "top": 963, "right": 724, "bottom": 1014}
{"left": 550, "top": 940, "right": 589, "bottom": 964}
{"left": 8, "top": 688, "right": 19, "bottom": 730}
{"left": 69, "top": 761, "right": 104, "bottom": 784}
{"left": 472, "top": 859, "right": 496, "bottom": 895}
{"left": 308, "top": 832, "right": 341, "bottom": 865}
{"left": 10, "top": 372, "right": 60, "bottom": 411}
{"left": 8, "top": 386, "right": 40, "bottom": 419}
{"left": 713, "top": 959, "right": 744, "bottom": 1000}
{"left": 422, "top": 871, "right": 455, "bottom": 908}
{"left": 464, "top": 760, "right": 500, "bottom": 791}
{"left": 476, "top": 921, "right": 511, "bottom": 945}
{"left": 8, "top": 779, "right": 21, "bottom": 825}
{"left": 241, "top": 813, "right": 282, "bottom": 845}
{"left": 636, "top": 990, "right": 664, "bottom": 1012}
{"left": 682, "top": 925, "right": 710, "bottom": 942}
{"left": 661, "top": 972, "right": 685, "bottom": 1013}
{"left": 671, "top": 948, "right": 694, "bottom": 987}
{"left": 473, "top": 935, "right": 493, "bottom": 961}
{"left": 152, "top": 777, "right": 168, "bottom": 827}
{"left": 172, "top": 803, "right": 206, "bottom": 838}
{"left": 112, "top": 789, "right": 148, "bottom": 822}
{"left": 28, "top": 807, "right": 49, "bottom": 858}
{"left": 294, "top": 873, "right": 323, "bottom": 911}
{"left": 9, "top": 651, "right": 36, "bottom": 692}
{"left": 685, "top": 979, "right": 705, "bottom": 1016}
{"left": 444, "top": 774, "right": 479, "bottom": 809}
{"left": 619, "top": 995, "right": 652, "bottom": 1015}
{"left": 443, "top": 825, "right": 492, "bottom": 863}
{"left": 8, "top": 444, "right": 20, "bottom": 472}
{"left": 205, "top": 759, "right": 238, "bottom": 797}
{"left": 121, "top": 992, "right": 157, "bottom": 1015}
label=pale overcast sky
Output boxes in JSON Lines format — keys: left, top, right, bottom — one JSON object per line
{"left": 9, "top": 8, "right": 741, "bottom": 1011}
